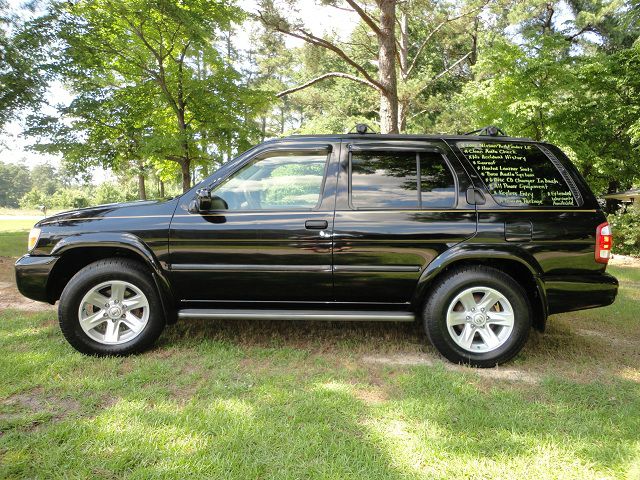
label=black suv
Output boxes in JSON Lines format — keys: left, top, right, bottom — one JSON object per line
{"left": 15, "top": 130, "right": 618, "bottom": 367}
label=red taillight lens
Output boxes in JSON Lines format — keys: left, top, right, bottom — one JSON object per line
{"left": 595, "top": 222, "right": 612, "bottom": 264}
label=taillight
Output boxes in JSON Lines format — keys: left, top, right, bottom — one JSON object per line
{"left": 595, "top": 222, "right": 612, "bottom": 264}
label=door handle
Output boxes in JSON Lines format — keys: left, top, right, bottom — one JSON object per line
{"left": 305, "top": 220, "right": 328, "bottom": 230}
{"left": 466, "top": 187, "right": 486, "bottom": 205}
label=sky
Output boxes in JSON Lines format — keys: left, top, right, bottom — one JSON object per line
{"left": 0, "top": 0, "right": 358, "bottom": 183}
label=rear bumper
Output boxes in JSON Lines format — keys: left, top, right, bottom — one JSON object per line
{"left": 543, "top": 272, "right": 618, "bottom": 314}
{"left": 14, "top": 255, "right": 59, "bottom": 303}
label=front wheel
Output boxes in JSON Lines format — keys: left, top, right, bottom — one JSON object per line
{"left": 423, "top": 266, "right": 532, "bottom": 367}
{"left": 58, "top": 258, "right": 166, "bottom": 355}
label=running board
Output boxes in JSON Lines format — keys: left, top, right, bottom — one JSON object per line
{"left": 177, "top": 309, "right": 415, "bottom": 322}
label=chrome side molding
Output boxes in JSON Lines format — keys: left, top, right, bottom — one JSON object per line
{"left": 177, "top": 309, "right": 415, "bottom": 322}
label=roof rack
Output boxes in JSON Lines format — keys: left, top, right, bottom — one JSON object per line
{"left": 464, "top": 125, "right": 507, "bottom": 137}
{"left": 348, "top": 123, "right": 377, "bottom": 134}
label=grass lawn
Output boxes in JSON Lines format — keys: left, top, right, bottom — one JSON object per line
{"left": 0, "top": 220, "right": 37, "bottom": 233}
{"left": 0, "top": 262, "right": 639, "bottom": 479}
{"left": 0, "top": 231, "right": 28, "bottom": 258}
{"left": 0, "top": 216, "right": 35, "bottom": 258}
{"left": 0, "top": 212, "right": 45, "bottom": 257}
{"left": 0, "top": 207, "right": 63, "bottom": 217}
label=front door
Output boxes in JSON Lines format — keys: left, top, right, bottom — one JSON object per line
{"left": 168, "top": 142, "right": 338, "bottom": 305}
{"left": 332, "top": 140, "right": 477, "bottom": 304}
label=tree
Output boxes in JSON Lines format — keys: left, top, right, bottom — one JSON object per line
{"left": 0, "top": 161, "right": 32, "bottom": 207}
{"left": 437, "top": 0, "right": 640, "bottom": 202}
{"left": 0, "top": 1, "right": 50, "bottom": 131}
{"left": 30, "top": 163, "right": 60, "bottom": 196}
{"left": 30, "top": 83, "right": 158, "bottom": 200}
{"left": 43, "top": 0, "right": 269, "bottom": 192}
{"left": 259, "top": 0, "right": 485, "bottom": 133}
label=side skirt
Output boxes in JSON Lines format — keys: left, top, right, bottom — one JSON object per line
{"left": 177, "top": 309, "right": 416, "bottom": 322}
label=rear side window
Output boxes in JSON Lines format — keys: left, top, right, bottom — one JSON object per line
{"left": 350, "top": 151, "right": 456, "bottom": 209}
{"left": 456, "top": 142, "right": 578, "bottom": 207}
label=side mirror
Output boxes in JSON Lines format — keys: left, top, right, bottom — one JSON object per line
{"left": 188, "top": 189, "right": 228, "bottom": 213}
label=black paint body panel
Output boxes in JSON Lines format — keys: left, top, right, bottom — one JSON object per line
{"left": 14, "top": 134, "right": 618, "bottom": 320}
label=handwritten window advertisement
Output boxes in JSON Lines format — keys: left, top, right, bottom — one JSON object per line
{"left": 456, "top": 142, "right": 577, "bottom": 207}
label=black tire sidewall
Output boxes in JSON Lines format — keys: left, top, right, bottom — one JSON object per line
{"left": 424, "top": 268, "right": 531, "bottom": 367}
{"left": 58, "top": 259, "right": 165, "bottom": 355}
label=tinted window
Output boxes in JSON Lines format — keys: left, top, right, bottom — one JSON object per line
{"left": 350, "top": 151, "right": 455, "bottom": 209}
{"left": 457, "top": 142, "right": 577, "bottom": 207}
{"left": 212, "top": 152, "right": 326, "bottom": 210}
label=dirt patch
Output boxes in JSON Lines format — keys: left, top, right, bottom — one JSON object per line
{"left": 1, "top": 388, "right": 81, "bottom": 429}
{"left": 361, "top": 353, "right": 541, "bottom": 385}
{"left": 610, "top": 254, "right": 640, "bottom": 268}
{"left": 0, "top": 257, "right": 54, "bottom": 312}
{"left": 352, "top": 386, "right": 388, "bottom": 405}
{"left": 574, "top": 328, "right": 637, "bottom": 347}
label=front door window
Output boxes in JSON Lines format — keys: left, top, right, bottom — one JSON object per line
{"left": 212, "top": 152, "right": 327, "bottom": 211}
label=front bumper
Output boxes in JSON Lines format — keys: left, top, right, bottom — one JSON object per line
{"left": 543, "top": 272, "right": 619, "bottom": 315}
{"left": 14, "top": 255, "right": 59, "bottom": 303}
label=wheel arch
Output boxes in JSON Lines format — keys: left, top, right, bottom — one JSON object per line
{"left": 47, "top": 233, "right": 176, "bottom": 324}
{"left": 413, "top": 246, "right": 548, "bottom": 331}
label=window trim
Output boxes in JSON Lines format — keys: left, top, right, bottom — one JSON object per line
{"left": 347, "top": 149, "right": 459, "bottom": 211}
{"left": 456, "top": 141, "right": 584, "bottom": 209}
{"left": 206, "top": 147, "right": 332, "bottom": 213}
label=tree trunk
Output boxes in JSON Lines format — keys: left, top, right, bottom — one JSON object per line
{"left": 181, "top": 161, "right": 191, "bottom": 193}
{"left": 137, "top": 172, "right": 146, "bottom": 200}
{"left": 398, "top": 100, "right": 408, "bottom": 132}
{"left": 605, "top": 180, "right": 621, "bottom": 214}
{"left": 378, "top": 0, "right": 399, "bottom": 134}
{"left": 159, "top": 179, "right": 165, "bottom": 198}
{"left": 176, "top": 105, "right": 191, "bottom": 192}
{"left": 470, "top": 17, "right": 479, "bottom": 66}
{"left": 398, "top": 11, "right": 409, "bottom": 80}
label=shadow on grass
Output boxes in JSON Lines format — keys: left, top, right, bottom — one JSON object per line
{"left": 1, "top": 310, "right": 639, "bottom": 478}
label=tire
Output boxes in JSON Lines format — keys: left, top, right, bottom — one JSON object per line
{"left": 58, "top": 258, "right": 166, "bottom": 355}
{"left": 423, "top": 266, "right": 531, "bottom": 367}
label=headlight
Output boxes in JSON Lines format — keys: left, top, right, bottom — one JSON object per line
{"left": 27, "top": 227, "right": 41, "bottom": 252}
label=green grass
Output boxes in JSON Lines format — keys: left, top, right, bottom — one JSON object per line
{"left": 1, "top": 266, "right": 639, "bottom": 479}
{"left": 0, "top": 220, "right": 37, "bottom": 233}
{"left": 0, "top": 231, "right": 28, "bottom": 257}
{"left": 0, "top": 218, "right": 33, "bottom": 258}
{"left": 0, "top": 207, "right": 64, "bottom": 217}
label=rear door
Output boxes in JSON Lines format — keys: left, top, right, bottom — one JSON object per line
{"left": 332, "top": 139, "right": 477, "bottom": 304}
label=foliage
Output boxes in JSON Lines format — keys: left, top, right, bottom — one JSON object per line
{"left": 18, "top": 188, "right": 48, "bottom": 210}
{"left": 3, "top": 0, "right": 640, "bottom": 206}
{"left": 609, "top": 208, "right": 640, "bottom": 256}
{"left": 435, "top": 1, "right": 640, "bottom": 198}
{"left": 94, "top": 182, "right": 128, "bottom": 205}
{"left": 0, "top": 1, "right": 50, "bottom": 130}
{"left": 20, "top": 181, "right": 147, "bottom": 209}
{"left": 28, "top": 0, "right": 271, "bottom": 193}
{"left": 0, "top": 162, "right": 31, "bottom": 208}
{"left": 48, "top": 188, "right": 90, "bottom": 209}
{"left": 258, "top": 0, "right": 484, "bottom": 134}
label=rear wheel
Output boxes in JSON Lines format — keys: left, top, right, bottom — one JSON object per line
{"left": 58, "top": 258, "right": 165, "bottom": 355}
{"left": 423, "top": 266, "right": 531, "bottom": 367}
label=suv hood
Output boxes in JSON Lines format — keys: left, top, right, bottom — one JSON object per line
{"left": 36, "top": 200, "right": 169, "bottom": 227}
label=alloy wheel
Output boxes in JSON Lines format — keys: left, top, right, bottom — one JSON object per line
{"left": 77, "top": 280, "right": 150, "bottom": 345}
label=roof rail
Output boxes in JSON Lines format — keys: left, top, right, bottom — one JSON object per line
{"left": 464, "top": 125, "right": 507, "bottom": 137}
{"left": 348, "top": 123, "right": 377, "bottom": 134}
